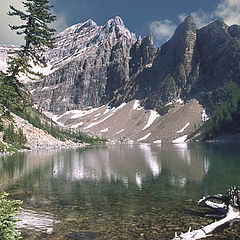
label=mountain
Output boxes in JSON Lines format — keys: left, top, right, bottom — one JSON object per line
{"left": 26, "top": 16, "right": 240, "bottom": 115}
{"left": 0, "top": 45, "right": 19, "bottom": 72}
{"left": 113, "top": 16, "right": 240, "bottom": 113}
{"left": 1, "top": 15, "right": 240, "bottom": 142}
{"left": 27, "top": 16, "right": 136, "bottom": 113}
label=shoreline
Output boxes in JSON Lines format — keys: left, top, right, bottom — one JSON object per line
{"left": 0, "top": 142, "right": 89, "bottom": 157}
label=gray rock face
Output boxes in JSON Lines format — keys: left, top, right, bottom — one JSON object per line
{"left": 129, "top": 34, "right": 157, "bottom": 76}
{"left": 151, "top": 15, "right": 198, "bottom": 101}
{"left": 193, "top": 20, "right": 240, "bottom": 93}
{"left": 28, "top": 16, "right": 136, "bottom": 113}
{"left": 113, "top": 16, "right": 199, "bottom": 111}
{"left": 27, "top": 15, "right": 240, "bottom": 114}
{"left": 113, "top": 16, "right": 240, "bottom": 113}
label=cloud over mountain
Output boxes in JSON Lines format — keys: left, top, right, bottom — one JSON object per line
{"left": 150, "top": 0, "right": 240, "bottom": 45}
{"left": 214, "top": 0, "right": 240, "bottom": 25}
{"left": 0, "top": 0, "right": 67, "bottom": 45}
{"left": 149, "top": 20, "right": 177, "bottom": 44}
{"left": 0, "top": 0, "right": 25, "bottom": 45}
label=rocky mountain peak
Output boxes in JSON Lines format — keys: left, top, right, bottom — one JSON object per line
{"left": 75, "top": 19, "right": 97, "bottom": 32}
{"left": 103, "top": 16, "right": 136, "bottom": 40}
{"left": 142, "top": 34, "right": 154, "bottom": 46}
{"left": 106, "top": 16, "right": 125, "bottom": 27}
{"left": 27, "top": 15, "right": 240, "bottom": 120}
{"left": 152, "top": 15, "right": 197, "bottom": 95}
{"left": 28, "top": 16, "right": 136, "bottom": 113}
{"left": 129, "top": 34, "right": 156, "bottom": 76}
{"left": 57, "top": 19, "right": 98, "bottom": 38}
{"left": 197, "top": 19, "right": 231, "bottom": 53}
{"left": 183, "top": 15, "right": 195, "bottom": 25}
{"left": 198, "top": 20, "right": 229, "bottom": 40}
{"left": 172, "top": 15, "right": 196, "bottom": 41}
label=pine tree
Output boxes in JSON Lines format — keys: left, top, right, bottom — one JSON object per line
{"left": 7, "top": 0, "right": 57, "bottom": 84}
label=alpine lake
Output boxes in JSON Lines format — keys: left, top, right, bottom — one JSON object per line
{"left": 1, "top": 143, "right": 240, "bottom": 240}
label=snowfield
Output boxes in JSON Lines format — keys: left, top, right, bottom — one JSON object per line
{"left": 46, "top": 99, "right": 203, "bottom": 143}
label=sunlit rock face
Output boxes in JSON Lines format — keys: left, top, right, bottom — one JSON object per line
{"left": 3, "top": 15, "right": 239, "bottom": 116}
{"left": 27, "top": 16, "right": 136, "bottom": 113}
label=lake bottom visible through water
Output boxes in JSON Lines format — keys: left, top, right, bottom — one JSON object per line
{"left": 1, "top": 143, "right": 240, "bottom": 239}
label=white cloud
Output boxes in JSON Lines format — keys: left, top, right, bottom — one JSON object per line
{"left": 51, "top": 11, "right": 68, "bottom": 34}
{"left": 150, "top": 0, "right": 240, "bottom": 45}
{"left": 149, "top": 20, "right": 177, "bottom": 43}
{"left": 191, "top": 10, "right": 213, "bottom": 28}
{"left": 214, "top": 0, "right": 240, "bottom": 25}
{"left": 0, "top": 0, "right": 25, "bottom": 45}
{"left": 0, "top": 0, "right": 68, "bottom": 45}
{"left": 178, "top": 13, "right": 188, "bottom": 23}
{"left": 179, "top": 10, "right": 213, "bottom": 28}
{"left": 178, "top": 0, "right": 240, "bottom": 29}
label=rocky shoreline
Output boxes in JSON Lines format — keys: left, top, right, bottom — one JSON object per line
{"left": 207, "top": 133, "right": 240, "bottom": 144}
{"left": 0, "top": 113, "right": 89, "bottom": 157}
{"left": 0, "top": 142, "right": 89, "bottom": 157}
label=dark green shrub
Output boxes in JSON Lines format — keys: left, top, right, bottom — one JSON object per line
{"left": 0, "top": 192, "right": 22, "bottom": 240}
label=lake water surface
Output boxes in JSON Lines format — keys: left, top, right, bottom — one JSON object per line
{"left": 1, "top": 143, "right": 240, "bottom": 239}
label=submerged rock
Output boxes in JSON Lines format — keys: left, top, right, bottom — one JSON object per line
{"left": 65, "top": 231, "right": 101, "bottom": 240}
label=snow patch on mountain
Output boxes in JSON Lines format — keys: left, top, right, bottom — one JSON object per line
{"left": 116, "top": 129, "right": 125, "bottom": 135}
{"left": 142, "top": 110, "right": 160, "bottom": 130}
{"left": 177, "top": 122, "right": 190, "bottom": 133}
{"left": 71, "top": 122, "right": 84, "bottom": 129}
{"left": 84, "top": 113, "right": 114, "bottom": 130}
{"left": 112, "top": 102, "right": 126, "bottom": 112}
{"left": 172, "top": 135, "right": 188, "bottom": 143}
{"left": 70, "top": 108, "right": 100, "bottom": 119}
{"left": 100, "top": 128, "right": 109, "bottom": 133}
{"left": 137, "top": 133, "right": 152, "bottom": 142}
{"left": 202, "top": 109, "right": 209, "bottom": 122}
{"left": 132, "top": 100, "right": 143, "bottom": 110}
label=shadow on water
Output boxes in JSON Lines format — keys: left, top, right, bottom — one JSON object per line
{"left": 1, "top": 143, "right": 240, "bottom": 239}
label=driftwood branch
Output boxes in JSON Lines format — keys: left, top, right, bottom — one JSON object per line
{"left": 172, "top": 187, "right": 240, "bottom": 240}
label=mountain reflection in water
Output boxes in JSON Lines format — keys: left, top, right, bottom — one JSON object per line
{"left": 0, "top": 143, "right": 209, "bottom": 191}
{"left": 1, "top": 143, "right": 240, "bottom": 239}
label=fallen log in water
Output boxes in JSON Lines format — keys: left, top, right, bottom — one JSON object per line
{"left": 172, "top": 186, "right": 240, "bottom": 240}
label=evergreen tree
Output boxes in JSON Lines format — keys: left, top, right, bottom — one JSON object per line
{"left": 7, "top": 0, "right": 57, "bottom": 83}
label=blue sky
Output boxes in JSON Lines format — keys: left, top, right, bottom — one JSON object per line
{"left": 1, "top": 0, "right": 240, "bottom": 46}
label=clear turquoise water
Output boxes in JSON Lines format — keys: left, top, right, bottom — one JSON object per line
{"left": 1, "top": 143, "right": 240, "bottom": 239}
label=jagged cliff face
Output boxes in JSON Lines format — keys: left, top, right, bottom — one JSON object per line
{"left": 28, "top": 16, "right": 136, "bottom": 113}
{"left": 14, "top": 15, "right": 240, "bottom": 114}
{"left": 113, "top": 16, "right": 240, "bottom": 113}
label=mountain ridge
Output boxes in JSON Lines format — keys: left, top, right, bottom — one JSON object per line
{"left": 26, "top": 16, "right": 136, "bottom": 113}
{"left": 1, "top": 15, "right": 240, "bottom": 142}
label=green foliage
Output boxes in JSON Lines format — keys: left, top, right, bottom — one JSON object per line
{"left": 203, "top": 82, "right": 240, "bottom": 139}
{"left": 3, "top": 124, "right": 27, "bottom": 148}
{"left": 0, "top": 192, "right": 22, "bottom": 240}
{"left": 16, "top": 107, "right": 106, "bottom": 144}
{"left": 0, "top": 78, "right": 31, "bottom": 117}
{"left": 0, "top": 1, "right": 104, "bottom": 149}
{"left": 7, "top": 0, "right": 56, "bottom": 80}
{"left": 0, "top": 142, "right": 6, "bottom": 152}
{"left": 0, "top": 119, "right": 4, "bottom": 132}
